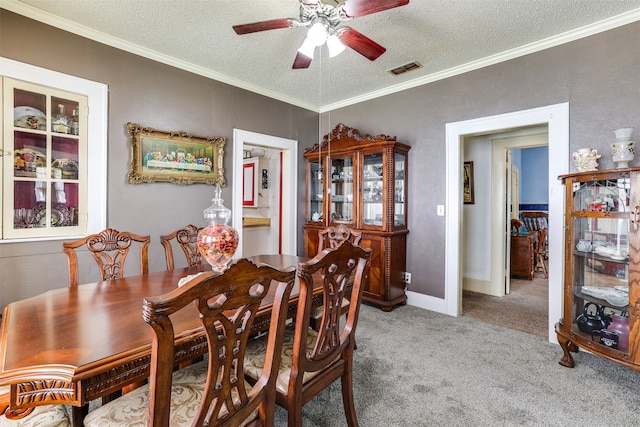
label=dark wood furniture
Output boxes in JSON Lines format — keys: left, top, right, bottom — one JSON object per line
{"left": 303, "top": 124, "right": 409, "bottom": 311}
{"left": 317, "top": 224, "right": 363, "bottom": 252}
{"left": 160, "top": 224, "right": 203, "bottom": 270}
{"left": 83, "top": 259, "right": 296, "bottom": 427}
{"left": 510, "top": 232, "right": 537, "bottom": 280}
{"left": 0, "top": 255, "right": 308, "bottom": 427}
{"left": 556, "top": 168, "right": 637, "bottom": 372}
{"left": 244, "top": 241, "right": 371, "bottom": 427}
{"left": 62, "top": 228, "right": 151, "bottom": 287}
{"left": 521, "top": 211, "right": 549, "bottom": 278}
{"left": 312, "top": 225, "right": 362, "bottom": 328}
{"left": 520, "top": 211, "right": 548, "bottom": 234}
{"left": 535, "top": 228, "right": 549, "bottom": 278}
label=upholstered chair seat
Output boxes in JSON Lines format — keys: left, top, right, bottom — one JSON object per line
{"left": 245, "top": 328, "right": 339, "bottom": 395}
{"left": 0, "top": 385, "right": 70, "bottom": 427}
{"left": 83, "top": 360, "right": 258, "bottom": 427}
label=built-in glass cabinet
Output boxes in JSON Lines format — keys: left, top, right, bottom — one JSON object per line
{"left": 557, "top": 168, "right": 640, "bottom": 372}
{"left": 2, "top": 77, "right": 87, "bottom": 238}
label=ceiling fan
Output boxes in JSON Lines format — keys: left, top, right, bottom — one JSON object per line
{"left": 233, "top": 0, "right": 410, "bottom": 69}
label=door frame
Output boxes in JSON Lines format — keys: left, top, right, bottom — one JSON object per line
{"left": 445, "top": 103, "right": 568, "bottom": 343}
{"left": 232, "top": 129, "right": 298, "bottom": 257}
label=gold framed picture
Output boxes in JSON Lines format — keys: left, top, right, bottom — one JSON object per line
{"left": 127, "top": 122, "right": 225, "bottom": 185}
{"left": 463, "top": 161, "right": 475, "bottom": 204}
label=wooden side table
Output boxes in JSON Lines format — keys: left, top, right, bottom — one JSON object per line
{"left": 510, "top": 232, "right": 538, "bottom": 280}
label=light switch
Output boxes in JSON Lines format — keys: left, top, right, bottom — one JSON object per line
{"left": 437, "top": 205, "right": 445, "bottom": 216}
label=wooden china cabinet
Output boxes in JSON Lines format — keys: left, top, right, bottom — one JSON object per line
{"left": 303, "top": 124, "right": 410, "bottom": 311}
{"left": 556, "top": 168, "right": 640, "bottom": 372}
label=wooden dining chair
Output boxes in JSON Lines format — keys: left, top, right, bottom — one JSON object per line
{"left": 0, "top": 385, "right": 71, "bottom": 426}
{"left": 535, "top": 227, "right": 549, "bottom": 278}
{"left": 62, "top": 228, "right": 150, "bottom": 287}
{"left": 311, "top": 225, "right": 363, "bottom": 331}
{"left": 317, "top": 224, "right": 363, "bottom": 253}
{"left": 521, "top": 211, "right": 548, "bottom": 278}
{"left": 520, "top": 211, "right": 548, "bottom": 234}
{"left": 244, "top": 240, "right": 372, "bottom": 427}
{"left": 160, "top": 224, "right": 203, "bottom": 270}
{"left": 83, "top": 258, "right": 296, "bottom": 427}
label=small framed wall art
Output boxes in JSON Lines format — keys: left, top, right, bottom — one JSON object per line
{"left": 463, "top": 161, "right": 475, "bottom": 204}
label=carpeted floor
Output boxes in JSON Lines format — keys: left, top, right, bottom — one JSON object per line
{"left": 462, "top": 274, "right": 548, "bottom": 339}
{"left": 76, "top": 302, "right": 640, "bottom": 426}
{"left": 271, "top": 304, "right": 640, "bottom": 426}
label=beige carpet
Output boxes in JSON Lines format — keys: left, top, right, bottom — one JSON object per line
{"left": 462, "top": 274, "right": 548, "bottom": 339}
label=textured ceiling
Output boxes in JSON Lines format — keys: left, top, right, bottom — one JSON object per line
{"left": 5, "top": 0, "right": 640, "bottom": 111}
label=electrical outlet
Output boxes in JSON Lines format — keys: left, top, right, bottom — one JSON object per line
{"left": 402, "top": 272, "right": 412, "bottom": 284}
{"left": 437, "top": 205, "right": 445, "bottom": 216}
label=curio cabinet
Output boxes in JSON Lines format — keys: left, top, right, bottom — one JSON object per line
{"left": 304, "top": 124, "right": 410, "bottom": 311}
{"left": 557, "top": 168, "right": 640, "bottom": 372}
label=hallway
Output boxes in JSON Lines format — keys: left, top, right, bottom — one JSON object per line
{"left": 462, "top": 275, "right": 549, "bottom": 339}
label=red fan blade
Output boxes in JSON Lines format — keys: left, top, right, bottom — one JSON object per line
{"left": 293, "top": 52, "right": 313, "bottom": 69}
{"left": 342, "top": 0, "right": 409, "bottom": 18}
{"left": 233, "top": 18, "right": 294, "bottom": 35}
{"left": 339, "top": 27, "right": 386, "bottom": 61}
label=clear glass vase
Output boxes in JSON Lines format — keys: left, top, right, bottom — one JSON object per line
{"left": 197, "top": 185, "right": 238, "bottom": 272}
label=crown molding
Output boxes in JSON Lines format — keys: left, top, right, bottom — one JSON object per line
{"left": 4, "top": 0, "right": 640, "bottom": 113}
{"left": 321, "top": 8, "right": 640, "bottom": 112}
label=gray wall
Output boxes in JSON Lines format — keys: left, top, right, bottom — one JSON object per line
{"left": 2, "top": 10, "right": 640, "bottom": 307}
{"left": 0, "top": 11, "right": 316, "bottom": 308}
{"left": 325, "top": 21, "right": 640, "bottom": 298}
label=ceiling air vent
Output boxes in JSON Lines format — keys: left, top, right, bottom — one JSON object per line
{"left": 388, "top": 61, "right": 422, "bottom": 76}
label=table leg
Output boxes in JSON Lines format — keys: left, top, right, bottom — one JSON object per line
{"left": 71, "top": 404, "right": 89, "bottom": 427}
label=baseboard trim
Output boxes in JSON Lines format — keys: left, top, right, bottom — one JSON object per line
{"left": 406, "top": 290, "right": 449, "bottom": 315}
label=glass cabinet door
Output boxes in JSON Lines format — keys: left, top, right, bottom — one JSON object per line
{"left": 307, "top": 157, "right": 324, "bottom": 223}
{"left": 329, "top": 155, "right": 354, "bottom": 225}
{"left": 394, "top": 153, "right": 406, "bottom": 227}
{"left": 362, "top": 152, "right": 384, "bottom": 227}
{"left": 570, "top": 177, "right": 630, "bottom": 352}
{"left": 4, "top": 79, "right": 84, "bottom": 237}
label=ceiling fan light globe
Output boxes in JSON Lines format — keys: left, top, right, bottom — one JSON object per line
{"left": 307, "top": 22, "right": 328, "bottom": 46}
{"left": 327, "top": 34, "right": 346, "bottom": 57}
{"left": 298, "top": 38, "right": 316, "bottom": 59}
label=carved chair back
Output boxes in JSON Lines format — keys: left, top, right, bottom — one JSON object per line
{"left": 282, "top": 241, "right": 371, "bottom": 426}
{"left": 84, "top": 259, "right": 296, "bottom": 427}
{"left": 145, "top": 259, "right": 295, "bottom": 426}
{"left": 317, "top": 225, "right": 363, "bottom": 255}
{"left": 160, "top": 224, "right": 203, "bottom": 270}
{"left": 62, "top": 228, "right": 150, "bottom": 287}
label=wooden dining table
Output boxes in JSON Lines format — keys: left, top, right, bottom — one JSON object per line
{"left": 0, "top": 254, "right": 313, "bottom": 426}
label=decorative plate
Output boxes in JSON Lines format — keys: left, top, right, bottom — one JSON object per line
{"left": 14, "top": 148, "right": 47, "bottom": 167}
{"left": 14, "top": 106, "right": 45, "bottom": 121}
{"left": 14, "top": 106, "right": 46, "bottom": 130}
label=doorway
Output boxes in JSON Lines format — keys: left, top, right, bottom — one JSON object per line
{"left": 444, "top": 103, "right": 569, "bottom": 343}
{"left": 462, "top": 136, "right": 550, "bottom": 339}
{"left": 232, "top": 129, "right": 298, "bottom": 257}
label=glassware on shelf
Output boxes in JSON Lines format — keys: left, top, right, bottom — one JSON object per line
{"left": 197, "top": 184, "right": 239, "bottom": 272}
{"left": 52, "top": 104, "right": 69, "bottom": 134}
{"left": 71, "top": 108, "right": 80, "bottom": 136}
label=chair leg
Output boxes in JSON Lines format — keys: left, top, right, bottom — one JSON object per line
{"left": 340, "top": 366, "right": 359, "bottom": 427}
{"left": 536, "top": 253, "right": 548, "bottom": 278}
{"left": 287, "top": 390, "right": 304, "bottom": 427}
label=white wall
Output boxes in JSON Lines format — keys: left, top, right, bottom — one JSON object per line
{"left": 241, "top": 147, "right": 281, "bottom": 257}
